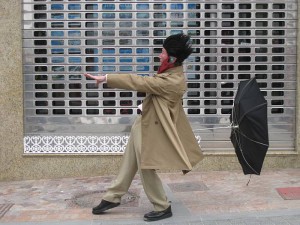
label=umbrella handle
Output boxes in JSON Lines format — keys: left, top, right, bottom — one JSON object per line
{"left": 232, "top": 124, "right": 239, "bottom": 129}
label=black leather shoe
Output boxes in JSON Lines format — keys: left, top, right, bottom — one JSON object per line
{"left": 144, "top": 206, "right": 172, "bottom": 221}
{"left": 92, "top": 200, "right": 120, "bottom": 215}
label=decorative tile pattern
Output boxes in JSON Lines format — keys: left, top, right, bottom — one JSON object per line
{"left": 24, "top": 135, "right": 129, "bottom": 154}
{"left": 24, "top": 135, "right": 201, "bottom": 154}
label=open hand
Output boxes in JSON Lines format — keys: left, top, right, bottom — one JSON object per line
{"left": 83, "top": 73, "right": 106, "bottom": 87}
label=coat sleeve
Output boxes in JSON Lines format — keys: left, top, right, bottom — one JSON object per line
{"left": 106, "top": 73, "right": 172, "bottom": 96}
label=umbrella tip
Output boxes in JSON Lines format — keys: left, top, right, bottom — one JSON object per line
{"left": 246, "top": 174, "right": 252, "bottom": 186}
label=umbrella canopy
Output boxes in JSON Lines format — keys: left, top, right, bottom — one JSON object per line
{"left": 230, "top": 78, "right": 269, "bottom": 175}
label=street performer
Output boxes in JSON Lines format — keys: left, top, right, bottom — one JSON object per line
{"left": 84, "top": 33, "right": 204, "bottom": 222}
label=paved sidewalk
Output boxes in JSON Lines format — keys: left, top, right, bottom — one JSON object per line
{"left": 0, "top": 169, "right": 299, "bottom": 225}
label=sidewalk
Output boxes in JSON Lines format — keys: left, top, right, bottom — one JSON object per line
{"left": 0, "top": 169, "right": 299, "bottom": 225}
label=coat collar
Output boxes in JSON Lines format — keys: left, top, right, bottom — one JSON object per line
{"left": 163, "top": 66, "right": 183, "bottom": 74}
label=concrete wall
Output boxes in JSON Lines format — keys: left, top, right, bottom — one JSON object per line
{"left": 0, "top": 0, "right": 299, "bottom": 181}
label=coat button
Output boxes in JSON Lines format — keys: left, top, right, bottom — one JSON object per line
{"left": 155, "top": 121, "right": 158, "bottom": 125}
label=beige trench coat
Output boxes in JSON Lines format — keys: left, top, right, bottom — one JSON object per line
{"left": 107, "top": 66, "right": 204, "bottom": 170}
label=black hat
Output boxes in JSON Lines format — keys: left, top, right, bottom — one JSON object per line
{"left": 163, "top": 33, "right": 193, "bottom": 63}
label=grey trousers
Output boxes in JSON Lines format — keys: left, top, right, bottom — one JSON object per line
{"left": 102, "top": 116, "right": 170, "bottom": 211}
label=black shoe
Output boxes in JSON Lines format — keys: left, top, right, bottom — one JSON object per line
{"left": 92, "top": 200, "right": 120, "bottom": 215}
{"left": 144, "top": 206, "right": 172, "bottom": 222}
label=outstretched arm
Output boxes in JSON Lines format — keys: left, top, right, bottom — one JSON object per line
{"left": 83, "top": 73, "right": 171, "bottom": 96}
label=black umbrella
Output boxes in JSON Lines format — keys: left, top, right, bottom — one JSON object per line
{"left": 230, "top": 78, "right": 269, "bottom": 175}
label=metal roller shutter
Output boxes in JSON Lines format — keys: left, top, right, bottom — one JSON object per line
{"left": 22, "top": 0, "right": 297, "bottom": 154}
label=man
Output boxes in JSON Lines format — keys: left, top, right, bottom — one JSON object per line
{"left": 84, "top": 33, "right": 204, "bottom": 221}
